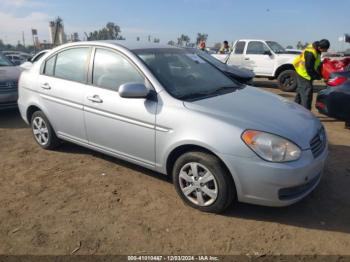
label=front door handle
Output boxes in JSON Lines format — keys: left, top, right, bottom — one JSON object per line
{"left": 87, "top": 95, "right": 103, "bottom": 103}
{"left": 41, "top": 83, "right": 51, "bottom": 90}
{"left": 244, "top": 58, "right": 250, "bottom": 60}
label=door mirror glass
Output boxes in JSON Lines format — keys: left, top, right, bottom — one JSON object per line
{"left": 119, "top": 83, "right": 150, "bottom": 98}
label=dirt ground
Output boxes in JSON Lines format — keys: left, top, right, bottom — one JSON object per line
{"left": 0, "top": 80, "right": 350, "bottom": 256}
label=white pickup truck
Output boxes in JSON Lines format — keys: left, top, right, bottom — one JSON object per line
{"left": 212, "top": 39, "right": 299, "bottom": 91}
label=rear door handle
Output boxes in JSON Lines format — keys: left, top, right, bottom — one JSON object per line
{"left": 41, "top": 83, "right": 51, "bottom": 90}
{"left": 244, "top": 58, "right": 250, "bottom": 60}
{"left": 87, "top": 95, "right": 103, "bottom": 103}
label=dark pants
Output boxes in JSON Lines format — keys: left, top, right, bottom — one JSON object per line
{"left": 294, "top": 75, "right": 313, "bottom": 110}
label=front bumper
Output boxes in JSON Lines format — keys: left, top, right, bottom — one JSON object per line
{"left": 219, "top": 144, "right": 328, "bottom": 207}
{"left": 0, "top": 91, "right": 18, "bottom": 110}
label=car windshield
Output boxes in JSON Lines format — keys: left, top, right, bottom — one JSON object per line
{"left": 0, "top": 53, "right": 14, "bottom": 66}
{"left": 266, "top": 41, "right": 286, "bottom": 54}
{"left": 134, "top": 48, "right": 238, "bottom": 101}
{"left": 195, "top": 50, "right": 225, "bottom": 67}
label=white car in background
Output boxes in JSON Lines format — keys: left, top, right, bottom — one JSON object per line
{"left": 212, "top": 39, "right": 299, "bottom": 91}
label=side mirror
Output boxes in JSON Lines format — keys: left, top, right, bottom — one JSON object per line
{"left": 264, "top": 50, "right": 273, "bottom": 56}
{"left": 119, "top": 83, "right": 150, "bottom": 99}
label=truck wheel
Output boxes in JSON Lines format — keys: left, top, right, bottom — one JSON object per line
{"left": 278, "top": 70, "right": 297, "bottom": 92}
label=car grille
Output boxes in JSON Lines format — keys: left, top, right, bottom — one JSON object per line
{"left": 310, "top": 128, "right": 326, "bottom": 158}
{"left": 0, "top": 81, "right": 18, "bottom": 93}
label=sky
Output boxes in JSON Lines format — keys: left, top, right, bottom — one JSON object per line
{"left": 0, "top": 0, "right": 349, "bottom": 51}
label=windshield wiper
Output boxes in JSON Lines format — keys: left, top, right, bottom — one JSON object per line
{"left": 178, "top": 86, "right": 238, "bottom": 101}
{"left": 178, "top": 92, "right": 210, "bottom": 101}
{"left": 207, "top": 85, "right": 238, "bottom": 95}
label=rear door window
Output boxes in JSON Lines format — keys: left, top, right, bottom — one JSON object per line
{"left": 54, "top": 47, "right": 90, "bottom": 83}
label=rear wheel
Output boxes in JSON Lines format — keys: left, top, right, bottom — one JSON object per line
{"left": 31, "top": 111, "right": 60, "bottom": 149}
{"left": 172, "top": 151, "right": 235, "bottom": 213}
{"left": 278, "top": 70, "right": 297, "bottom": 92}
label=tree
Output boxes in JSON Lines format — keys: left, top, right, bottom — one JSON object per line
{"left": 177, "top": 34, "right": 190, "bottom": 47}
{"left": 296, "top": 41, "right": 309, "bottom": 50}
{"left": 153, "top": 38, "right": 160, "bottom": 43}
{"left": 167, "top": 40, "right": 176, "bottom": 46}
{"left": 0, "top": 39, "right": 4, "bottom": 50}
{"left": 286, "top": 45, "right": 293, "bottom": 49}
{"left": 196, "top": 33, "right": 208, "bottom": 45}
{"left": 86, "top": 22, "right": 124, "bottom": 41}
{"left": 296, "top": 41, "right": 303, "bottom": 50}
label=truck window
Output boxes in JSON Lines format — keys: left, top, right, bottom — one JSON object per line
{"left": 246, "top": 41, "right": 270, "bottom": 55}
{"left": 234, "top": 41, "right": 245, "bottom": 54}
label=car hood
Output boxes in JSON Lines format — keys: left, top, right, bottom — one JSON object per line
{"left": 0, "top": 66, "right": 22, "bottom": 82}
{"left": 184, "top": 86, "right": 321, "bottom": 150}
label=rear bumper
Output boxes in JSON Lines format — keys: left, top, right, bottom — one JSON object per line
{"left": 219, "top": 144, "right": 328, "bottom": 207}
{"left": 0, "top": 91, "right": 18, "bottom": 109}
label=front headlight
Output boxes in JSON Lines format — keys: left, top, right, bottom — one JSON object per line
{"left": 241, "top": 130, "right": 301, "bottom": 162}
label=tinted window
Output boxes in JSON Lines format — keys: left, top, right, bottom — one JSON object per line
{"left": 246, "top": 41, "right": 269, "bottom": 55}
{"left": 44, "top": 55, "right": 56, "bottom": 76}
{"left": 93, "top": 48, "right": 144, "bottom": 91}
{"left": 234, "top": 41, "right": 245, "bottom": 54}
{"left": 54, "top": 48, "right": 90, "bottom": 82}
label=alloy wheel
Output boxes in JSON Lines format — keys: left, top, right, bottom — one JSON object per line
{"left": 32, "top": 116, "right": 49, "bottom": 146}
{"left": 178, "top": 162, "right": 218, "bottom": 206}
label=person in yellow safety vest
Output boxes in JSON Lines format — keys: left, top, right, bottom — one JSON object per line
{"left": 218, "top": 41, "right": 232, "bottom": 54}
{"left": 293, "top": 39, "right": 330, "bottom": 110}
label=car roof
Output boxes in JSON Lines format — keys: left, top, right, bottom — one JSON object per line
{"left": 57, "top": 40, "right": 179, "bottom": 51}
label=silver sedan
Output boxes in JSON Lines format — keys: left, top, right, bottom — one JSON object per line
{"left": 18, "top": 41, "right": 328, "bottom": 213}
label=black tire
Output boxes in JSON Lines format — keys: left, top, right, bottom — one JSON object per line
{"left": 277, "top": 70, "right": 297, "bottom": 92}
{"left": 30, "top": 111, "right": 60, "bottom": 150}
{"left": 172, "top": 151, "right": 236, "bottom": 213}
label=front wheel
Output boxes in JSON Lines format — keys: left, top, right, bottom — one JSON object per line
{"left": 277, "top": 70, "right": 297, "bottom": 92}
{"left": 172, "top": 151, "right": 235, "bottom": 213}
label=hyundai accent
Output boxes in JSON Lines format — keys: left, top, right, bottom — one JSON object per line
{"left": 18, "top": 41, "right": 328, "bottom": 213}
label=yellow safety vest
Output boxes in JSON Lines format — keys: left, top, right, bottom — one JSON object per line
{"left": 292, "top": 44, "right": 321, "bottom": 80}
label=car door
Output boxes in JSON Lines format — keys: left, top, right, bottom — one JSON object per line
{"left": 227, "top": 41, "right": 245, "bottom": 66}
{"left": 243, "top": 41, "right": 275, "bottom": 75}
{"left": 83, "top": 47, "right": 157, "bottom": 167}
{"left": 37, "top": 47, "right": 91, "bottom": 143}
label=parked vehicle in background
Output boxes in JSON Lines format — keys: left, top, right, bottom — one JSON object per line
{"left": 316, "top": 70, "right": 350, "bottom": 121}
{"left": 5, "top": 54, "right": 26, "bottom": 65}
{"left": 18, "top": 41, "right": 327, "bottom": 213}
{"left": 20, "top": 50, "right": 50, "bottom": 70}
{"left": 0, "top": 52, "right": 22, "bottom": 109}
{"left": 3, "top": 51, "right": 32, "bottom": 66}
{"left": 212, "top": 39, "right": 299, "bottom": 92}
{"left": 188, "top": 48, "right": 255, "bottom": 85}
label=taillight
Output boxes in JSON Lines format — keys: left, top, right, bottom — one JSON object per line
{"left": 327, "top": 76, "right": 347, "bottom": 87}
{"left": 316, "top": 101, "right": 326, "bottom": 110}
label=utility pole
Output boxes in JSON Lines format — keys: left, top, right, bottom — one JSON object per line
{"left": 22, "top": 31, "right": 25, "bottom": 47}
{"left": 32, "top": 29, "right": 37, "bottom": 54}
